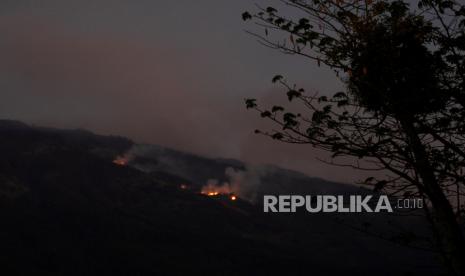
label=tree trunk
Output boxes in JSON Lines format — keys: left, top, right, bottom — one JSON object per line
{"left": 402, "top": 119, "right": 465, "bottom": 275}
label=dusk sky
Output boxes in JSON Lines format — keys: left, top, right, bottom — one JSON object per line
{"left": 0, "top": 0, "right": 363, "bottom": 182}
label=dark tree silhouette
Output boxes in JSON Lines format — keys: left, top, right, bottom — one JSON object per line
{"left": 243, "top": 0, "right": 465, "bottom": 274}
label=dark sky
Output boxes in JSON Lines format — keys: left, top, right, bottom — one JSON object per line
{"left": 0, "top": 0, "right": 365, "bottom": 182}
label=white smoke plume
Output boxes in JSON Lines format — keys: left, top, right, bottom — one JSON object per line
{"left": 201, "top": 166, "right": 266, "bottom": 202}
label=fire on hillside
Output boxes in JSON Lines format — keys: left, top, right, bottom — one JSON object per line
{"left": 200, "top": 183, "right": 238, "bottom": 201}
{"left": 113, "top": 155, "right": 129, "bottom": 166}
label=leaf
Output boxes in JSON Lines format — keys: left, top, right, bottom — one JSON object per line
{"left": 299, "top": 18, "right": 310, "bottom": 25}
{"left": 323, "top": 105, "right": 332, "bottom": 113}
{"left": 261, "top": 111, "right": 272, "bottom": 117}
{"left": 364, "top": 177, "right": 375, "bottom": 183}
{"left": 374, "top": 180, "right": 388, "bottom": 192}
{"left": 296, "top": 38, "right": 307, "bottom": 45}
{"left": 242, "top": 12, "right": 252, "bottom": 21}
{"left": 333, "top": 92, "right": 347, "bottom": 99}
{"left": 318, "top": 96, "right": 328, "bottom": 102}
{"left": 245, "top": 98, "right": 257, "bottom": 109}
{"left": 327, "top": 120, "right": 338, "bottom": 129}
{"left": 272, "top": 106, "right": 285, "bottom": 113}
{"left": 266, "top": 7, "right": 277, "bottom": 14}
{"left": 312, "top": 110, "right": 325, "bottom": 123}
{"left": 319, "top": 37, "right": 333, "bottom": 46}
{"left": 287, "top": 89, "right": 301, "bottom": 101}
{"left": 272, "top": 75, "right": 283, "bottom": 83}
{"left": 272, "top": 132, "right": 284, "bottom": 140}
{"left": 283, "top": 112, "right": 296, "bottom": 120}
{"left": 337, "top": 100, "right": 349, "bottom": 107}
{"left": 283, "top": 113, "right": 298, "bottom": 128}
{"left": 275, "top": 18, "right": 285, "bottom": 25}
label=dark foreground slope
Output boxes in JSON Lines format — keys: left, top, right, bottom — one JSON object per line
{"left": 0, "top": 121, "right": 443, "bottom": 275}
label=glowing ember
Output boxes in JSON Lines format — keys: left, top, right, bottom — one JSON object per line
{"left": 201, "top": 180, "right": 232, "bottom": 196}
{"left": 113, "top": 156, "right": 128, "bottom": 166}
{"left": 200, "top": 180, "right": 239, "bottom": 200}
{"left": 180, "top": 184, "right": 188, "bottom": 190}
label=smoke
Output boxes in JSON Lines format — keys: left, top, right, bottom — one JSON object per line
{"left": 115, "top": 144, "right": 264, "bottom": 200}
{"left": 117, "top": 144, "right": 186, "bottom": 176}
{"left": 201, "top": 179, "right": 233, "bottom": 195}
{"left": 117, "top": 144, "right": 360, "bottom": 203}
{"left": 201, "top": 166, "right": 267, "bottom": 202}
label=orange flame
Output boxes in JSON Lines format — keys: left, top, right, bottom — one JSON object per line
{"left": 200, "top": 181, "right": 239, "bottom": 201}
{"left": 113, "top": 156, "right": 128, "bottom": 166}
{"left": 200, "top": 183, "right": 230, "bottom": 196}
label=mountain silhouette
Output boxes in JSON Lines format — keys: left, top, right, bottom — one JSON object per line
{"left": 0, "top": 120, "right": 442, "bottom": 275}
